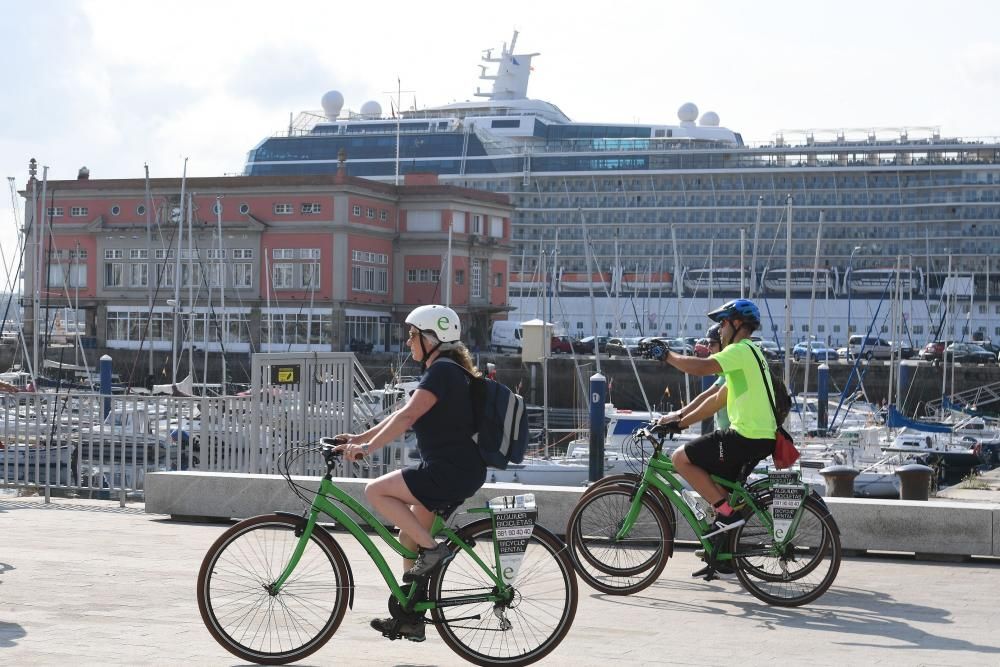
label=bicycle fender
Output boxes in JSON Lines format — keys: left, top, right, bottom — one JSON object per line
{"left": 275, "top": 511, "right": 356, "bottom": 609}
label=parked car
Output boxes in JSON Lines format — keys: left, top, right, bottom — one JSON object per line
{"left": 889, "top": 340, "right": 916, "bottom": 359}
{"left": 945, "top": 343, "right": 996, "bottom": 364}
{"left": 792, "top": 341, "right": 838, "bottom": 362}
{"left": 755, "top": 339, "right": 785, "bottom": 361}
{"left": 918, "top": 340, "right": 952, "bottom": 362}
{"left": 847, "top": 335, "right": 892, "bottom": 360}
{"left": 606, "top": 337, "right": 643, "bottom": 357}
{"left": 572, "top": 335, "right": 610, "bottom": 355}
{"left": 551, "top": 335, "right": 573, "bottom": 354}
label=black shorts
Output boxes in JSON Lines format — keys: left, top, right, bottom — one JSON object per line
{"left": 402, "top": 460, "right": 487, "bottom": 513}
{"left": 683, "top": 429, "right": 775, "bottom": 482}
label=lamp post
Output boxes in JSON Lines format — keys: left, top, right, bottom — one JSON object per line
{"left": 846, "top": 246, "right": 863, "bottom": 348}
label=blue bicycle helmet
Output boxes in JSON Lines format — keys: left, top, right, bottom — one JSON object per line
{"left": 707, "top": 299, "right": 761, "bottom": 330}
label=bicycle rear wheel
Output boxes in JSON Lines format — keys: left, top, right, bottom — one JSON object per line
{"left": 567, "top": 486, "right": 672, "bottom": 595}
{"left": 428, "top": 519, "right": 577, "bottom": 667}
{"left": 733, "top": 496, "right": 842, "bottom": 607}
{"left": 197, "top": 514, "right": 351, "bottom": 665}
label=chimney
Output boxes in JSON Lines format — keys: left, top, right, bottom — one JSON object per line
{"left": 77, "top": 166, "right": 90, "bottom": 180}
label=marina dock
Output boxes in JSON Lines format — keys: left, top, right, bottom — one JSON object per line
{"left": 2, "top": 493, "right": 999, "bottom": 666}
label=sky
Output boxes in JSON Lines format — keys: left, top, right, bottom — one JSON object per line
{"left": 2, "top": 0, "right": 1000, "bottom": 289}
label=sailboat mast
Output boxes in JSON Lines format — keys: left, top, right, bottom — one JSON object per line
{"left": 187, "top": 192, "right": 195, "bottom": 385}
{"left": 172, "top": 159, "right": 188, "bottom": 385}
{"left": 750, "top": 197, "right": 762, "bottom": 299}
{"left": 144, "top": 164, "right": 153, "bottom": 381}
{"left": 579, "top": 207, "right": 600, "bottom": 374}
{"left": 783, "top": 195, "right": 793, "bottom": 388}
{"left": 802, "top": 211, "right": 823, "bottom": 434}
{"left": 33, "top": 166, "right": 47, "bottom": 385}
{"left": 216, "top": 196, "right": 227, "bottom": 394}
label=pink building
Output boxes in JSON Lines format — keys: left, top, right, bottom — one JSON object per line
{"left": 21, "top": 166, "right": 513, "bottom": 356}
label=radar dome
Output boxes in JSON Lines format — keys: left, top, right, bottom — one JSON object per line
{"left": 677, "top": 102, "right": 699, "bottom": 124}
{"left": 360, "top": 100, "right": 382, "bottom": 118}
{"left": 321, "top": 90, "right": 344, "bottom": 120}
{"left": 699, "top": 111, "right": 720, "bottom": 127}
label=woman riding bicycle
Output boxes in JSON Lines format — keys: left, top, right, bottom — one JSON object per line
{"left": 335, "top": 304, "right": 487, "bottom": 641}
{"left": 656, "top": 299, "right": 776, "bottom": 546}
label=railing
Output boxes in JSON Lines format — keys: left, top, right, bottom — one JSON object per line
{"left": 1, "top": 353, "right": 409, "bottom": 504}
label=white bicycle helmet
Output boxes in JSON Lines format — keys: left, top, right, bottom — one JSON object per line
{"left": 405, "top": 304, "right": 461, "bottom": 343}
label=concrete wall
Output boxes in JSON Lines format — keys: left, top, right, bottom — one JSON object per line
{"left": 146, "top": 471, "right": 1000, "bottom": 560}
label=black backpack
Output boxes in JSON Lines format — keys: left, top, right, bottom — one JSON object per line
{"left": 438, "top": 359, "right": 529, "bottom": 469}
{"left": 745, "top": 341, "right": 792, "bottom": 425}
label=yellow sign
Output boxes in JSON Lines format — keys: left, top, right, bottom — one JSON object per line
{"left": 270, "top": 364, "right": 300, "bottom": 385}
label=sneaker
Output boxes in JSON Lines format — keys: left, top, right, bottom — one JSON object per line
{"left": 370, "top": 616, "right": 425, "bottom": 642}
{"left": 702, "top": 511, "right": 745, "bottom": 540}
{"left": 403, "top": 542, "right": 453, "bottom": 582}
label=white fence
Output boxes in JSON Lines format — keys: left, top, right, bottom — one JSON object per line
{"left": 1, "top": 353, "right": 408, "bottom": 503}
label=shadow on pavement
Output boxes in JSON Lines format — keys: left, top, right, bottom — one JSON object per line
{"left": 0, "top": 622, "right": 26, "bottom": 648}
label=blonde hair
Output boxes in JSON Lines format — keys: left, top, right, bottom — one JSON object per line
{"left": 437, "top": 343, "right": 480, "bottom": 377}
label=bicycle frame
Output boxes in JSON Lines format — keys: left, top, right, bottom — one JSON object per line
{"left": 270, "top": 476, "right": 509, "bottom": 614}
{"left": 616, "top": 443, "right": 810, "bottom": 558}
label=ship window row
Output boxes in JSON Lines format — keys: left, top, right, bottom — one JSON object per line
{"left": 250, "top": 135, "right": 486, "bottom": 162}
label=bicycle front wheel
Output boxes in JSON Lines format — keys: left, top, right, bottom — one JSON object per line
{"left": 580, "top": 473, "right": 677, "bottom": 537}
{"left": 428, "top": 519, "right": 577, "bottom": 667}
{"left": 733, "top": 496, "right": 842, "bottom": 607}
{"left": 567, "top": 486, "right": 672, "bottom": 595}
{"left": 197, "top": 514, "right": 352, "bottom": 665}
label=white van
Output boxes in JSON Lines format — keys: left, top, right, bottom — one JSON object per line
{"left": 490, "top": 320, "right": 524, "bottom": 353}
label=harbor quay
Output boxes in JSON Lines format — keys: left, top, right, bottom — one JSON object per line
{"left": 2, "top": 493, "right": 1000, "bottom": 666}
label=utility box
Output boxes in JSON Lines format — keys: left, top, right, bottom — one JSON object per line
{"left": 520, "top": 319, "right": 552, "bottom": 363}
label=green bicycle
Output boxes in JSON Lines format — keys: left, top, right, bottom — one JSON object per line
{"left": 196, "top": 441, "right": 578, "bottom": 666}
{"left": 566, "top": 423, "right": 841, "bottom": 607}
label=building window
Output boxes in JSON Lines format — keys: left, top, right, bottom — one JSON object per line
{"left": 232, "top": 248, "right": 254, "bottom": 259}
{"left": 181, "top": 264, "right": 201, "bottom": 287}
{"left": 71, "top": 206, "right": 88, "bottom": 217}
{"left": 104, "top": 249, "right": 124, "bottom": 260}
{"left": 300, "top": 248, "right": 321, "bottom": 260}
{"left": 157, "top": 264, "right": 175, "bottom": 287}
{"left": 136, "top": 204, "right": 146, "bottom": 216}
{"left": 130, "top": 263, "right": 148, "bottom": 287}
{"left": 204, "top": 264, "right": 223, "bottom": 288}
{"left": 104, "top": 263, "right": 124, "bottom": 287}
{"left": 302, "top": 263, "right": 321, "bottom": 289}
{"left": 471, "top": 260, "right": 482, "bottom": 297}
{"left": 352, "top": 265, "right": 388, "bottom": 293}
{"left": 272, "top": 263, "right": 294, "bottom": 289}
{"left": 263, "top": 311, "right": 332, "bottom": 347}
{"left": 206, "top": 249, "right": 226, "bottom": 260}
{"left": 301, "top": 203, "right": 321, "bottom": 214}
{"left": 365, "top": 207, "right": 375, "bottom": 219}
{"left": 912, "top": 325, "right": 924, "bottom": 335}
{"left": 154, "top": 248, "right": 175, "bottom": 260}
{"left": 379, "top": 210, "right": 388, "bottom": 221}
{"left": 239, "top": 203, "right": 250, "bottom": 214}
{"left": 212, "top": 201, "right": 223, "bottom": 214}
{"left": 407, "top": 269, "right": 417, "bottom": 283}
{"left": 472, "top": 214, "right": 483, "bottom": 235}
{"left": 431, "top": 269, "right": 441, "bottom": 283}
{"left": 455, "top": 269, "right": 465, "bottom": 285}
{"left": 129, "top": 249, "right": 148, "bottom": 260}
{"left": 233, "top": 263, "right": 252, "bottom": 288}
{"left": 274, "top": 203, "right": 293, "bottom": 215}
{"left": 273, "top": 248, "right": 296, "bottom": 260}
{"left": 494, "top": 272, "right": 503, "bottom": 288}
{"left": 353, "top": 205, "right": 362, "bottom": 216}
{"left": 110, "top": 205, "right": 121, "bottom": 216}
{"left": 46, "top": 207, "right": 64, "bottom": 217}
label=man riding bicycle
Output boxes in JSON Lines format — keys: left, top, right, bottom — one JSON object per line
{"left": 656, "top": 299, "right": 777, "bottom": 565}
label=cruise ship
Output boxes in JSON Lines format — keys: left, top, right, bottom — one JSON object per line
{"left": 244, "top": 33, "right": 1000, "bottom": 345}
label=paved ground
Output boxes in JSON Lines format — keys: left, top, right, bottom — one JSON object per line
{"left": 1, "top": 494, "right": 999, "bottom": 666}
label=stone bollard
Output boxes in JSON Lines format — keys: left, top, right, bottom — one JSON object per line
{"left": 895, "top": 463, "right": 934, "bottom": 501}
{"left": 819, "top": 465, "right": 860, "bottom": 497}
